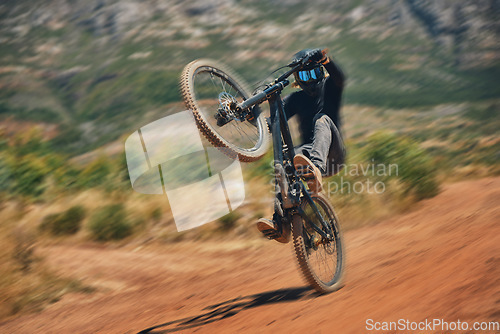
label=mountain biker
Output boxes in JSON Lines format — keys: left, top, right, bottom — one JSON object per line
{"left": 257, "top": 48, "right": 346, "bottom": 242}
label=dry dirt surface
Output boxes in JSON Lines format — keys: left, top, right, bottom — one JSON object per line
{"left": 1, "top": 177, "right": 499, "bottom": 333}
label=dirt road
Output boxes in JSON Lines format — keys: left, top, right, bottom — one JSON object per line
{"left": 1, "top": 177, "right": 499, "bottom": 333}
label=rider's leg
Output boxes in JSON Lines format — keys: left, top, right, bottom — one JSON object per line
{"left": 293, "top": 114, "right": 345, "bottom": 193}
{"left": 308, "top": 113, "right": 346, "bottom": 177}
{"left": 295, "top": 143, "right": 313, "bottom": 158}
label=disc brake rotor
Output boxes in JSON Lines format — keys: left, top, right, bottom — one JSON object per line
{"left": 219, "top": 92, "right": 236, "bottom": 112}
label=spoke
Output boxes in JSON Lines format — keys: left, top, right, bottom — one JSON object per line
{"left": 219, "top": 76, "right": 227, "bottom": 94}
{"left": 234, "top": 123, "right": 253, "bottom": 141}
{"left": 317, "top": 253, "right": 326, "bottom": 280}
{"left": 231, "top": 121, "right": 256, "bottom": 144}
{"left": 304, "top": 201, "right": 339, "bottom": 284}
{"left": 193, "top": 68, "right": 260, "bottom": 151}
{"left": 242, "top": 122, "right": 259, "bottom": 137}
{"left": 226, "top": 83, "right": 235, "bottom": 98}
{"left": 210, "top": 72, "right": 219, "bottom": 90}
{"left": 322, "top": 246, "right": 333, "bottom": 280}
{"left": 228, "top": 123, "right": 239, "bottom": 138}
{"left": 239, "top": 122, "right": 259, "bottom": 141}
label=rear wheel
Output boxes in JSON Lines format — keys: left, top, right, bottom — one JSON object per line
{"left": 180, "top": 59, "right": 270, "bottom": 162}
{"left": 292, "top": 193, "right": 345, "bottom": 293}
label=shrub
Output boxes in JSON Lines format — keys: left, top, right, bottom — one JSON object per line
{"left": 364, "top": 131, "right": 439, "bottom": 200}
{"left": 61, "top": 206, "right": 86, "bottom": 232}
{"left": 150, "top": 207, "right": 163, "bottom": 222}
{"left": 217, "top": 211, "right": 242, "bottom": 231}
{"left": 78, "top": 156, "right": 111, "bottom": 189}
{"left": 464, "top": 103, "right": 498, "bottom": 122}
{"left": 39, "top": 214, "right": 60, "bottom": 233}
{"left": 12, "top": 228, "right": 37, "bottom": 273}
{"left": 88, "top": 204, "right": 132, "bottom": 241}
{"left": 11, "top": 155, "right": 49, "bottom": 197}
{"left": 0, "top": 152, "right": 13, "bottom": 193}
{"left": 39, "top": 205, "right": 86, "bottom": 236}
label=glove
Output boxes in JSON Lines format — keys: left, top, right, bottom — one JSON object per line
{"left": 308, "top": 48, "right": 329, "bottom": 64}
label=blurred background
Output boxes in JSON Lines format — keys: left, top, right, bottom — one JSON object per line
{"left": 0, "top": 0, "right": 499, "bottom": 325}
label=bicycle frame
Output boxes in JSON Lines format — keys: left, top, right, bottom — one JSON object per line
{"left": 272, "top": 92, "right": 334, "bottom": 240}
{"left": 238, "top": 74, "right": 335, "bottom": 241}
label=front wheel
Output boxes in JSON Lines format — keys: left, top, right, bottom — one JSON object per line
{"left": 292, "top": 193, "right": 345, "bottom": 293}
{"left": 180, "top": 59, "right": 270, "bottom": 162}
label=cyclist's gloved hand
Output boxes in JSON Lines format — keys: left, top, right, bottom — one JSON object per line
{"left": 308, "top": 48, "right": 328, "bottom": 64}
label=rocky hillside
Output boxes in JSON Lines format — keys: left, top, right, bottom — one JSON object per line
{"left": 0, "top": 0, "right": 498, "bottom": 153}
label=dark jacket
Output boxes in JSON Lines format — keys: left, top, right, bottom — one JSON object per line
{"left": 283, "top": 59, "right": 345, "bottom": 143}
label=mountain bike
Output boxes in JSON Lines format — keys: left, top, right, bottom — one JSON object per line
{"left": 180, "top": 49, "right": 345, "bottom": 293}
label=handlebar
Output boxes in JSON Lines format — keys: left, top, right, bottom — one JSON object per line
{"left": 237, "top": 80, "right": 290, "bottom": 111}
{"left": 286, "top": 48, "right": 328, "bottom": 69}
{"left": 234, "top": 48, "right": 328, "bottom": 112}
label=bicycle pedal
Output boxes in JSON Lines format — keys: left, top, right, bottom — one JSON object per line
{"left": 263, "top": 230, "right": 278, "bottom": 238}
{"left": 297, "top": 168, "right": 314, "bottom": 179}
{"left": 263, "top": 229, "right": 283, "bottom": 240}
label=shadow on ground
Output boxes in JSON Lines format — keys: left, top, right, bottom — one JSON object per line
{"left": 138, "top": 287, "right": 318, "bottom": 333}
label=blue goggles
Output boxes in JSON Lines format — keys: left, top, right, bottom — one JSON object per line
{"left": 297, "top": 67, "right": 323, "bottom": 83}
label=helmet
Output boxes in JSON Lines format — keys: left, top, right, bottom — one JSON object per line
{"left": 292, "top": 49, "right": 325, "bottom": 96}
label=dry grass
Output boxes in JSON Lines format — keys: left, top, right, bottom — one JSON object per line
{"left": 332, "top": 181, "right": 418, "bottom": 231}
{"left": 0, "top": 207, "right": 94, "bottom": 321}
{"left": 1, "top": 97, "right": 497, "bottom": 320}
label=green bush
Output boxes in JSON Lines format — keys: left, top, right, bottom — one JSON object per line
{"left": 0, "top": 152, "right": 13, "bottom": 192}
{"left": 0, "top": 131, "right": 78, "bottom": 199}
{"left": 88, "top": 204, "right": 132, "bottom": 241}
{"left": 217, "top": 211, "right": 242, "bottom": 231}
{"left": 464, "top": 102, "right": 499, "bottom": 122}
{"left": 364, "top": 131, "right": 439, "bottom": 200}
{"left": 39, "top": 205, "right": 86, "bottom": 235}
{"left": 39, "top": 213, "right": 59, "bottom": 233}
{"left": 77, "top": 156, "right": 111, "bottom": 188}
{"left": 11, "top": 155, "right": 50, "bottom": 197}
